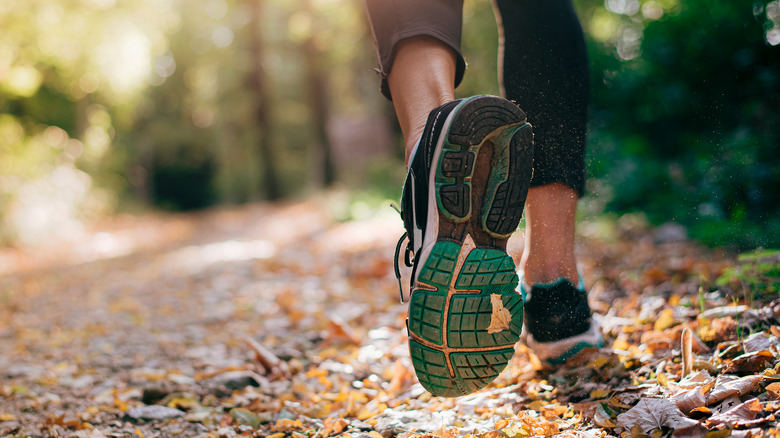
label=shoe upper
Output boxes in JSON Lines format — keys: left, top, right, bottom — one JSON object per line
{"left": 522, "top": 278, "right": 594, "bottom": 343}
{"left": 395, "top": 100, "right": 462, "bottom": 298}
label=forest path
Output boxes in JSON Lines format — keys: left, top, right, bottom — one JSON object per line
{"left": 2, "top": 197, "right": 777, "bottom": 437}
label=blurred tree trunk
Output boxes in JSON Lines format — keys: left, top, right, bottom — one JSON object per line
{"left": 248, "top": 0, "right": 281, "bottom": 200}
{"left": 302, "top": 0, "right": 336, "bottom": 187}
{"left": 304, "top": 38, "right": 336, "bottom": 187}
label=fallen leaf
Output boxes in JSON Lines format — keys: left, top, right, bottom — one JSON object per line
{"left": 702, "top": 428, "right": 731, "bottom": 438}
{"left": 742, "top": 331, "right": 780, "bottom": 354}
{"left": 723, "top": 350, "right": 774, "bottom": 375}
{"left": 707, "top": 398, "right": 762, "bottom": 427}
{"left": 766, "top": 382, "right": 780, "bottom": 399}
{"left": 487, "top": 294, "right": 512, "bottom": 334}
{"left": 540, "top": 404, "right": 568, "bottom": 420}
{"left": 672, "top": 386, "right": 707, "bottom": 414}
{"left": 673, "top": 370, "right": 716, "bottom": 392}
{"left": 655, "top": 308, "right": 677, "bottom": 331}
{"left": 593, "top": 404, "right": 617, "bottom": 428}
{"left": 707, "top": 375, "right": 762, "bottom": 405}
{"left": 671, "top": 423, "right": 709, "bottom": 438}
{"left": 617, "top": 398, "right": 699, "bottom": 433}
{"left": 386, "top": 359, "right": 413, "bottom": 397}
{"left": 322, "top": 417, "right": 348, "bottom": 435}
{"left": 328, "top": 314, "right": 363, "bottom": 345}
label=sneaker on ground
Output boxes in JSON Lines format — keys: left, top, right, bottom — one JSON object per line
{"left": 393, "top": 95, "right": 534, "bottom": 397}
{"left": 520, "top": 277, "right": 603, "bottom": 365}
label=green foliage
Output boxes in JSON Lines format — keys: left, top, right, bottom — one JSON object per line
{"left": 2, "top": 0, "right": 779, "bottom": 251}
{"left": 582, "top": 0, "right": 780, "bottom": 249}
{"left": 717, "top": 248, "right": 780, "bottom": 300}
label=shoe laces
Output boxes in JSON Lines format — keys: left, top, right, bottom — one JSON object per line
{"left": 391, "top": 203, "right": 414, "bottom": 303}
{"left": 393, "top": 232, "right": 414, "bottom": 303}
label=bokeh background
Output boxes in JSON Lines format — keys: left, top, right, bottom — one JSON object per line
{"left": 1, "top": 0, "right": 778, "bottom": 249}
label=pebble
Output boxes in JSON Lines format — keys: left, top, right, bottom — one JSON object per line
{"left": 125, "top": 405, "right": 185, "bottom": 421}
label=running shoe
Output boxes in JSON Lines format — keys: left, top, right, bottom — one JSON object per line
{"left": 520, "top": 277, "right": 603, "bottom": 365}
{"left": 393, "top": 95, "right": 534, "bottom": 397}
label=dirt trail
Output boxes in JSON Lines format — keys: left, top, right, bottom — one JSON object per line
{"left": 2, "top": 199, "right": 777, "bottom": 438}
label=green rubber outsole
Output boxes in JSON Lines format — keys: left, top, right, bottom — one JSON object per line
{"left": 408, "top": 240, "right": 523, "bottom": 397}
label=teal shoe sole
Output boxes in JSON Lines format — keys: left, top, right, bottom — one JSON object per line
{"left": 408, "top": 241, "right": 523, "bottom": 397}
{"left": 407, "top": 95, "right": 533, "bottom": 397}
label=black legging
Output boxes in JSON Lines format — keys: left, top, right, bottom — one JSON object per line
{"left": 364, "top": 0, "right": 588, "bottom": 196}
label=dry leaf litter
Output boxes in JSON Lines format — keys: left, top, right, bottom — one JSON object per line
{"left": 0, "top": 200, "right": 779, "bottom": 438}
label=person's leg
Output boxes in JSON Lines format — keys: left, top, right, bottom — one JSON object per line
{"left": 520, "top": 183, "right": 578, "bottom": 285}
{"left": 494, "top": 0, "right": 600, "bottom": 363}
{"left": 366, "top": 0, "right": 534, "bottom": 397}
{"left": 492, "top": 0, "right": 588, "bottom": 285}
{"left": 386, "top": 37, "right": 457, "bottom": 165}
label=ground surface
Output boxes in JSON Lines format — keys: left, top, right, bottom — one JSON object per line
{"left": 1, "top": 197, "right": 779, "bottom": 438}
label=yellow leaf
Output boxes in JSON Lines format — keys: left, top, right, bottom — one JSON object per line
{"left": 609, "top": 396, "right": 634, "bottom": 409}
{"left": 704, "top": 429, "right": 732, "bottom": 438}
{"left": 0, "top": 413, "right": 17, "bottom": 422}
{"left": 587, "top": 356, "right": 612, "bottom": 369}
{"left": 590, "top": 389, "right": 610, "bottom": 399}
{"left": 487, "top": 294, "right": 512, "bottom": 334}
{"left": 631, "top": 424, "right": 648, "bottom": 437}
{"left": 305, "top": 368, "right": 328, "bottom": 378}
{"left": 613, "top": 337, "right": 631, "bottom": 351}
{"left": 593, "top": 411, "right": 617, "bottom": 428}
{"left": 654, "top": 308, "right": 676, "bottom": 331}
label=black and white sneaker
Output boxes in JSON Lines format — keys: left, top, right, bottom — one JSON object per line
{"left": 393, "top": 95, "right": 534, "bottom": 397}
{"left": 519, "top": 277, "right": 603, "bottom": 365}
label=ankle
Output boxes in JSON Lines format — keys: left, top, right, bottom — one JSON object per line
{"left": 519, "top": 258, "right": 578, "bottom": 286}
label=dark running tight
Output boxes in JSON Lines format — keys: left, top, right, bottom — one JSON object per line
{"left": 364, "top": 0, "right": 589, "bottom": 196}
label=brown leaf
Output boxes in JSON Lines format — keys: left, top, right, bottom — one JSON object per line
{"left": 672, "top": 386, "right": 707, "bottom": 414}
{"left": 723, "top": 350, "right": 774, "bottom": 375}
{"left": 671, "top": 423, "right": 709, "bottom": 438}
{"left": 386, "top": 359, "right": 413, "bottom": 397}
{"left": 743, "top": 331, "right": 780, "bottom": 354}
{"left": 327, "top": 314, "right": 362, "bottom": 345}
{"left": 616, "top": 397, "right": 699, "bottom": 433}
{"left": 766, "top": 382, "right": 780, "bottom": 400}
{"left": 707, "top": 375, "right": 763, "bottom": 406}
{"left": 699, "top": 317, "right": 736, "bottom": 343}
{"left": 671, "top": 370, "right": 716, "bottom": 393}
{"left": 322, "top": 417, "right": 348, "bottom": 435}
{"left": 707, "top": 398, "right": 762, "bottom": 427}
{"left": 487, "top": 293, "right": 512, "bottom": 334}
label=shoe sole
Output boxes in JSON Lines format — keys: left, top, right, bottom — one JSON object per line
{"left": 526, "top": 316, "right": 604, "bottom": 365}
{"left": 408, "top": 96, "right": 533, "bottom": 397}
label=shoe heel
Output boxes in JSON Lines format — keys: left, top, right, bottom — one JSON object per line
{"left": 481, "top": 121, "right": 533, "bottom": 238}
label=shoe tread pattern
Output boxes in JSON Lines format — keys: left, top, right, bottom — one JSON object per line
{"left": 408, "top": 240, "right": 523, "bottom": 397}
{"left": 435, "top": 96, "right": 532, "bottom": 239}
